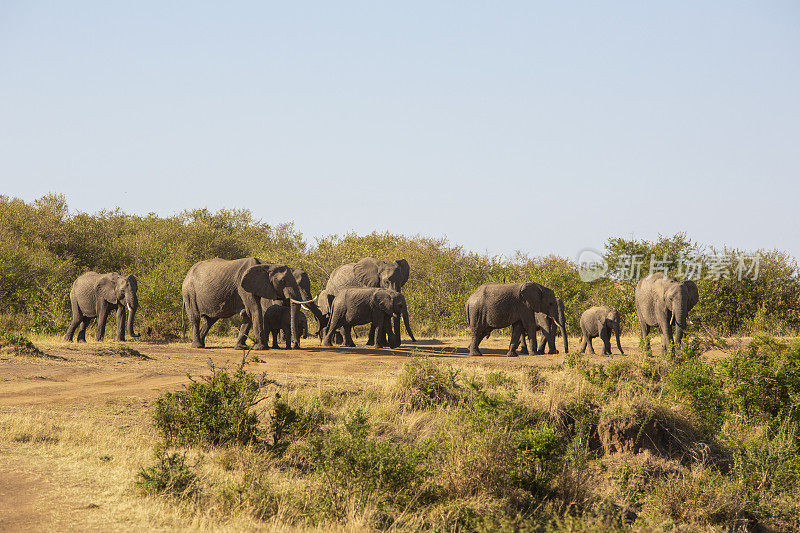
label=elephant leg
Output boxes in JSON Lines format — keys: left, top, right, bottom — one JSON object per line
{"left": 235, "top": 314, "right": 251, "bottom": 349}
{"left": 519, "top": 331, "right": 529, "bottom": 355}
{"left": 343, "top": 326, "right": 355, "bottom": 347}
{"left": 200, "top": 316, "right": 219, "bottom": 344}
{"left": 96, "top": 304, "right": 111, "bottom": 341}
{"left": 64, "top": 300, "right": 82, "bottom": 341}
{"left": 468, "top": 324, "right": 485, "bottom": 356}
{"left": 374, "top": 311, "right": 387, "bottom": 348}
{"left": 77, "top": 318, "right": 90, "bottom": 342}
{"left": 367, "top": 323, "right": 376, "bottom": 346}
{"left": 507, "top": 322, "right": 522, "bottom": 357}
{"left": 600, "top": 327, "right": 612, "bottom": 355}
{"left": 116, "top": 305, "right": 126, "bottom": 342}
{"left": 189, "top": 313, "right": 204, "bottom": 348}
{"left": 521, "top": 316, "right": 539, "bottom": 355}
{"left": 283, "top": 325, "right": 291, "bottom": 349}
{"left": 586, "top": 336, "right": 596, "bottom": 355}
{"left": 242, "top": 298, "right": 268, "bottom": 350}
{"left": 637, "top": 312, "right": 650, "bottom": 351}
{"left": 578, "top": 333, "right": 587, "bottom": 354}
{"left": 537, "top": 330, "right": 548, "bottom": 354}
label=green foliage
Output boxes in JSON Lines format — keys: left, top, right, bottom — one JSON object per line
{"left": 721, "top": 335, "right": 800, "bottom": 425}
{"left": 136, "top": 450, "right": 199, "bottom": 498}
{"left": 0, "top": 329, "right": 45, "bottom": 356}
{"left": 731, "top": 418, "right": 800, "bottom": 497}
{"left": 153, "top": 365, "right": 264, "bottom": 446}
{"left": 303, "top": 409, "right": 434, "bottom": 521}
{"left": 668, "top": 349, "right": 727, "bottom": 433}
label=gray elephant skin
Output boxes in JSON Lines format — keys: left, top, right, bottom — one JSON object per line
{"left": 64, "top": 272, "right": 140, "bottom": 342}
{"left": 635, "top": 273, "right": 699, "bottom": 354}
{"left": 466, "top": 282, "right": 567, "bottom": 357}
{"left": 264, "top": 304, "right": 308, "bottom": 349}
{"left": 181, "top": 257, "right": 311, "bottom": 350}
{"left": 322, "top": 288, "right": 411, "bottom": 349}
{"left": 518, "top": 297, "right": 566, "bottom": 355}
{"left": 578, "top": 306, "right": 624, "bottom": 355}
{"left": 324, "top": 257, "right": 416, "bottom": 344}
{"left": 285, "top": 267, "right": 326, "bottom": 347}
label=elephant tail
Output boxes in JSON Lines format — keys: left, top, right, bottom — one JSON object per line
{"left": 181, "top": 301, "right": 187, "bottom": 341}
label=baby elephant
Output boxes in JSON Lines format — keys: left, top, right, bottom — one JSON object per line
{"left": 578, "top": 306, "right": 624, "bottom": 355}
{"left": 322, "top": 288, "right": 410, "bottom": 348}
{"left": 263, "top": 304, "right": 308, "bottom": 349}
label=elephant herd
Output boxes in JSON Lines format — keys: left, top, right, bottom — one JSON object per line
{"left": 64, "top": 256, "right": 699, "bottom": 357}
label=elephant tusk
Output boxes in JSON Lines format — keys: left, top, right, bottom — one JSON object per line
{"left": 290, "top": 297, "right": 317, "bottom": 305}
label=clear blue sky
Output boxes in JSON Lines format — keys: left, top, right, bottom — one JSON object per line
{"left": 1, "top": 2, "right": 798, "bottom": 260}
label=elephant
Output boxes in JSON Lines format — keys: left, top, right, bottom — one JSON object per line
{"left": 181, "top": 257, "right": 313, "bottom": 350}
{"left": 324, "top": 258, "right": 416, "bottom": 345}
{"left": 64, "top": 272, "right": 140, "bottom": 342}
{"left": 466, "top": 282, "right": 567, "bottom": 357}
{"left": 322, "top": 288, "right": 412, "bottom": 349}
{"left": 578, "top": 306, "right": 624, "bottom": 355}
{"left": 517, "top": 297, "right": 566, "bottom": 355}
{"left": 263, "top": 304, "right": 308, "bottom": 349}
{"left": 634, "top": 273, "right": 699, "bottom": 354}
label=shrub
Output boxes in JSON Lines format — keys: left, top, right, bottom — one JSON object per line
{"left": 668, "top": 357, "right": 727, "bottom": 433}
{"left": 721, "top": 335, "right": 800, "bottom": 425}
{"left": 396, "top": 356, "right": 463, "bottom": 408}
{"left": 303, "top": 409, "right": 434, "bottom": 522}
{"left": 152, "top": 365, "right": 264, "bottom": 446}
{"left": 136, "top": 450, "right": 199, "bottom": 498}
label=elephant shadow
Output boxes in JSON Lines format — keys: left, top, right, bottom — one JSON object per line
{"left": 299, "top": 344, "right": 512, "bottom": 357}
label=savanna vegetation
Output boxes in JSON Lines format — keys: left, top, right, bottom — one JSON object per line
{"left": 2, "top": 194, "right": 800, "bottom": 531}
{"left": 1, "top": 194, "right": 798, "bottom": 339}
{"left": 129, "top": 337, "right": 800, "bottom": 531}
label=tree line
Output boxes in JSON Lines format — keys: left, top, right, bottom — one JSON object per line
{"left": 1, "top": 194, "right": 797, "bottom": 338}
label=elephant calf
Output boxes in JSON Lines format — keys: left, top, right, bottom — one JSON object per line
{"left": 578, "top": 306, "right": 624, "bottom": 355}
{"left": 322, "top": 288, "right": 411, "bottom": 349}
{"left": 264, "top": 304, "right": 308, "bottom": 349}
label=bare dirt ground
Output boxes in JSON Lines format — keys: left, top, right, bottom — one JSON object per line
{"left": 0, "top": 334, "right": 733, "bottom": 531}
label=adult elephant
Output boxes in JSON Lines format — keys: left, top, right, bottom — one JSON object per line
{"left": 466, "top": 282, "right": 567, "bottom": 357}
{"left": 635, "top": 273, "right": 699, "bottom": 354}
{"left": 181, "top": 257, "right": 313, "bottom": 349}
{"left": 578, "top": 306, "right": 624, "bottom": 355}
{"left": 64, "top": 272, "right": 140, "bottom": 342}
{"left": 324, "top": 258, "right": 416, "bottom": 343}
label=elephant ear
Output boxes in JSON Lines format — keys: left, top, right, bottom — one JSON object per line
{"left": 376, "top": 290, "right": 395, "bottom": 315}
{"left": 241, "top": 264, "right": 281, "bottom": 300}
{"left": 684, "top": 281, "right": 699, "bottom": 309}
{"left": 395, "top": 259, "right": 410, "bottom": 288}
{"left": 96, "top": 276, "right": 119, "bottom": 303}
{"left": 126, "top": 275, "right": 138, "bottom": 292}
{"left": 353, "top": 258, "right": 380, "bottom": 287}
{"left": 519, "top": 283, "right": 543, "bottom": 308}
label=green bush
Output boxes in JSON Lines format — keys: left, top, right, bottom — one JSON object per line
{"left": 721, "top": 335, "right": 800, "bottom": 425}
{"left": 397, "top": 356, "right": 463, "bottom": 408}
{"left": 136, "top": 450, "right": 199, "bottom": 498}
{"left": 668, "top": 357, "right": 727, "bottom": 433}
{"left": 152, "top": 365, "right": 264, "bottom": 446}
{"left": 303, "top": 409, "right": 435, "bottom": 522}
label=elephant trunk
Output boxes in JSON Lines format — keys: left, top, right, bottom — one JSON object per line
{"left": 126, "top": 295, "right": 139, "bottom": 338}
{"left": 392, "top": 313, "right": 401, "bottom": 347}
{"left": 557, "top": 305, "right": 568, "bottom": 353}
{"left": 614, "top": 320, "right": 624, "bottom": 354}
{"left": 401, "top": 306, "right": 416, "bottom": 342}
{"left": 302, "top": 300, "right": 327, "bottom": 336}
{"left": 672, "top": 300, "right": 688, "bottom": 346}
{"left": 283, "top": 286, "right": 304, "bottom": 346}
